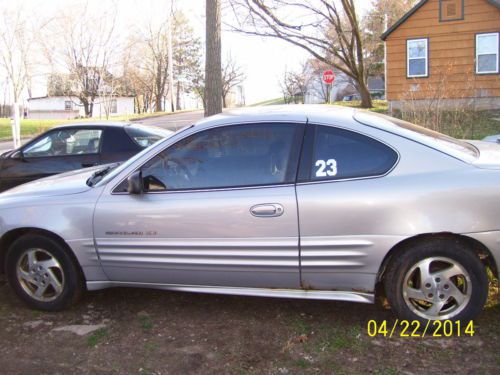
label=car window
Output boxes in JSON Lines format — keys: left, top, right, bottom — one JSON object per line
{"left": 306, "top": 125, "right": 398, "bottom": 182}
{"left": 102, "top": 127, "right": 138, "bottom": 153}
{"left": 125, "top": 125, "right": 172, "bottom": 148}
{"left": 23, "top": 129, "right": 103, "bottom": 157}
{"left": 137, "top": 123, "right": 301, "bottom": 192}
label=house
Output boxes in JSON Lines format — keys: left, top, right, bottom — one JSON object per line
{"left": 381, "top": 0, "right": 500, "bottom": 111}
{"left": 27, "top": 96, "right": 136, "bottom": 119}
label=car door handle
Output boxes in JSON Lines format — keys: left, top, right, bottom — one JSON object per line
{"left": 250, "top": 203, "right": 284, "bottom": 218}
{"left": 81, "top": 163, "right": 98, "bottom": 168}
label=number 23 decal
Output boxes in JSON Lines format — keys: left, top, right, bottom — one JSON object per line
{"left": 315, "top": 159, "right": 337, "bottom": 177}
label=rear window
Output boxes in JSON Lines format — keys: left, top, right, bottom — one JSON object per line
{"left": 354, "top": 112, "right": 478, "bottom": 159}
{"left": 125, "top": 125, "right": 173, "bottom": 148}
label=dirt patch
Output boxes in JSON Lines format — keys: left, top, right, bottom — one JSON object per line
{"left": 0, "top": 275, "right": 498, "bottom": 374}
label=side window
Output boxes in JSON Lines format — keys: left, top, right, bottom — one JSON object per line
{"left": 102, "top": 127, "right": 138, "bottom": 153}
{"left": 23, "top": 128, "right": 103, "bottom": 157}
{"left": 139, "top": 123, "right": 301, "bottom": 192}
{"left": 306, "top": 125, "right": 398, "bottom": 182}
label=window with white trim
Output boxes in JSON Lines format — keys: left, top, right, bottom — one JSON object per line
{"left": 476, "top": 33, "right": 499, "bottom": 74}
{"left": 407, "top": 39, "right": 428, "bottom": 78}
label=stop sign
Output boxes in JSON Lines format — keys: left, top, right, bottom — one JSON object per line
{"left": 322, "top": 70, "right": 335, "bottom": 84}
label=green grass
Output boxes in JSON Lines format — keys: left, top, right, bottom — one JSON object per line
{"left": 315, "top": 324, "right": 364, "bottom": 353}
{"left": 138, "top": 313, "right": 154, "bottom": 331}
{"left": 0, "top": 110, "right": 196, "bottom": 141}
{"left": 330, "top": 99, "right": 389, "bottom": 114}
{"left": 295, "top": 358, "right": 310, "bottom": 369}
{"left": 249, "top": 98, "right": 287, "bottom": 106}
{"left": 86, "top": 328, "right": 108, "bottom": 348}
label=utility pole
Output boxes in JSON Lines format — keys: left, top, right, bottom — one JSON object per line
{"left": 167, "top": 0, "right": 175, "bottom": 112}
{"left": 205, "top": 0, "right": 222, "bottom": 117}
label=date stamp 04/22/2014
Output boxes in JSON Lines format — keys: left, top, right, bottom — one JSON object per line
{"left": 366, "top": 319, "right": 475, "bottom": 338}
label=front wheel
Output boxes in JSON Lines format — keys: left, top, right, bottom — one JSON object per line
{"left": 5, "top": 234, "right": 83, "bottom": 311}
{"left": 384, "top": 239, "right": 488, "bottom": 324}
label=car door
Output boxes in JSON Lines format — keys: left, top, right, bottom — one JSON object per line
{"left": 296, "top": 124, "right": 399, "bottom": 292}
{"left": 93, "top": 122, "right": 305, "bottom": 288}
{"left": 0, "top": 127, "right": 102, "bottom": 190}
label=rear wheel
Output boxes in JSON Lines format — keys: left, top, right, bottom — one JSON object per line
{"left": 5, "top": 234, "right": 83, "bottom": 311}
{"left": 384, "top": 238, "right": 488, "bottom": 324}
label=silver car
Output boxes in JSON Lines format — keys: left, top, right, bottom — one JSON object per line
{"left": 0, "top": 106, "right": 499, "bottom": 324}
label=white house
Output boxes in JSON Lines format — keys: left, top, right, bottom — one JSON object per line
{"left": 27, "top": 96, "right": 135, "bottom": 119}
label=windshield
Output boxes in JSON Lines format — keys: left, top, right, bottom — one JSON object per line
{"left": 354, "top": 111, "right": 478, "bottom": 159}
{"left": 125, "top": 125, "right": 173, "bottom": 148}
{"left": 95, "top": 124, "right": 193, "bottom": 187}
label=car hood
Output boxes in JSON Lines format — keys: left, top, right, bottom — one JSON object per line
{"left": 0, "top": 165, "right": 105, "bottom": 199}
{"left": 467, "top": 140, "right": 500, "bottom": 170}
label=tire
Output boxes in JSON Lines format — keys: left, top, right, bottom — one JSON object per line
{"left": 5, "top": 233, "right": 83, "bottom": 311}
{"left": 384, "top": 237, "right": 488, "bottom": 325}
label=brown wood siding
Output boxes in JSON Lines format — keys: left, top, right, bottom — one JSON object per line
{"left": 385, "top": 0, "right": 500, "bottom": 101}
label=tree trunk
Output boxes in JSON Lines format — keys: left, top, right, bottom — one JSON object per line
{"left": 81, "top": 97, "right": 91, "bottom": 117}
{"left": 222, "top": 93, "right": 227, "bottom": 108}
{"left": 155, "top": 95, "right": 162, "bottom": 113}
{"left": 205, "top": 0, "right": 222, "bottom": 117}
{"left": 357, "top": 80, "right": 373, "bottom": 108}
{"left": 176, "top": 81, "right": 182, "bottom": 111}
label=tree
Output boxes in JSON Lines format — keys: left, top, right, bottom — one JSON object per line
{"left": 221, "top": 55, "right": 246, "bottom": 108}
{"left": 205, "top": 0, "right": 223, "bottom": 116}
{"left": 126, "top": 10, "right": 202, "bottom": 112}
{"left": 230, "top": 0, "right": 373, "bottom": 108}
{"left": 0, "top": 5, "right": 34, "bottom": 147}
{"left": 42, "top": 4, "right": 119, "bottom": 117}
{"left": 172, "top": 12, "right": 203, "bottom": 110}
{"left": 278, "top": 62, "right": 312, "bottom": 104}
{"left": 363, "top": 0, "right": 418, "bottom": 78}
{"left": 187, "top": 56, "right": 245, "bottom": 109}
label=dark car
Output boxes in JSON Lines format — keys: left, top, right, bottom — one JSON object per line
{"left": 0, "top": 122, "right": 172, "bottom": 192}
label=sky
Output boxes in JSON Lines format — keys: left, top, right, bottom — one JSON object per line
{"left": 1, "top": 0, "right": 374, "bottom": 105}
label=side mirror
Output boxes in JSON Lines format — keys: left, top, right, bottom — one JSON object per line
{"left": 127, "top": 170, "right": 143, "bottom": 194}
{"left": 11, "top": 150, "right": 26, "bottom": 161}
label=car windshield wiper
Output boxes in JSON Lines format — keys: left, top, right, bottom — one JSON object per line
{"left": 86, "top": 163, "right": 120, "bottom": 187}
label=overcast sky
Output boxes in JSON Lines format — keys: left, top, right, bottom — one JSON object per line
{"left": 1, "top": 0, "right": 373, "bottom": 105}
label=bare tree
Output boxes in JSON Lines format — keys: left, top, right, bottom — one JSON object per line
{"left": 229, "top": 0, "right": 373, "bottom": 108}
{"left": 205, "top": 0, "right": 223, "bottom": 116}
{"left": 41, "top": 4, "right": 119, "bottom": 117}
{"left": 278, "top": 64, "right": 311, "bottom": 104}
{"left": 0, "top": 5, "right": 33, "bottom": 147}
{"left": 278, "top": 69, "right": 296, "bottom": 104}
{"left": 221, "top": 55, "right": 246, "bottom": 108}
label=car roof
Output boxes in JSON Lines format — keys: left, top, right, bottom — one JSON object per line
{"left": 51, "top": 121, "right": 133, "bottom": 129}
{"left": 194, "top": 105, "right": 357, "bottom": 129}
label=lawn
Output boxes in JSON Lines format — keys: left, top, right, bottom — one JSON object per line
{"left": 0, "top": 111, "right": 188, "bottom": 141}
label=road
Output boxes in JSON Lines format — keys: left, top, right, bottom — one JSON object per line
{"left": 133, "top": 110, "right": 204, "bottom": 131}
{"left": 0, "top": 110, "right": 205, "bottom": 153}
